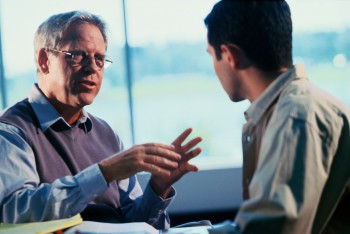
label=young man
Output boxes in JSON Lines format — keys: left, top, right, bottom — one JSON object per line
{"left": 0, "top": 11, "right": 202, "bottom": 230}
{"left": 205, "top": 1, "right": 350, "bottom": 233}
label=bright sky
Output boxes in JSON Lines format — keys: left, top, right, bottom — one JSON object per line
{"left": 1, "top": 0, "right": 350, "bottom": 76}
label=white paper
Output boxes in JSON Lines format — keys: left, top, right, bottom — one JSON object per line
{"left": 64, "top": 221, "right": 159, "bottom": 234}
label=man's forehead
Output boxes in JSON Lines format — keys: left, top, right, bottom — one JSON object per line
{"left": 61, "top": 24, "right": 106, "bottom": 46}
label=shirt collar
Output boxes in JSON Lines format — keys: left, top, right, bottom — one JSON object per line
{"left": 244, "top": 64, "right": 308, "bottom": 125}
{"left": 28, "top": 84, "right": 92, "bottom": 132}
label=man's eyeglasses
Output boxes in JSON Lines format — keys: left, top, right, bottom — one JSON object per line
{"left": 48, "top": 48, "right": 113, "bottom": 69}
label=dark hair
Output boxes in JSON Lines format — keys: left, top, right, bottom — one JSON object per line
{"left": 204, "top": 0, "right": 293, "bottom": 72}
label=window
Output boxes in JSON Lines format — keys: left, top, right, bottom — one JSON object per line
{"left": 124, "top": 0, "right": 244, "bottom": 169}
{"left": 0, "top": 0, "right": 349, "bottom": 174}
{"left": 290, "top": 1, "right": 350, "bottom": 106}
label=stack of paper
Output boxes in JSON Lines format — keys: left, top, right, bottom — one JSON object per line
{"left": 64, "top": 221, "right": 159, "bottom": 234}
{"left": 0, "top": 214, "right": 82, "bottom": 234}
{"left": 65, "top": 221, "right": 211, "bottom": 234}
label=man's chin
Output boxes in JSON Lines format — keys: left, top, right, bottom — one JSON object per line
{"left": 74, "top": 88, "right": 99, "bottom": 104}
{"left": 77, "top": 96, "right": 96, "bottom": 107}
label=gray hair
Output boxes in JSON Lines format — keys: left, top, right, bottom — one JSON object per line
{"left": 34, "top": 11, "right": 108, "bottom": 53}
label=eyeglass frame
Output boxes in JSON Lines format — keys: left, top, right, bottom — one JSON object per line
{"left": 47, "top": 48, "right": 113, "bottom": 69}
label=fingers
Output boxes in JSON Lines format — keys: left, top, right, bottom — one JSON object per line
{"left": 143, "top": 143, "right": 181, "bottom": 161}
{"left": 116, "top": 126, "right": 203, "bottom": 176}
{"left": 129, "top": 143, "right": 181, "bottom": 176}
{"left": 172, "top": 128, "right": 193, "bottom": 146}
{"left": 100, "top": 139, "right": 200, "bottom": 183}
{"left": 177, "top": 160, "right": 199, "bottom": 176}
{"left": 186, "top": 163, "right": 199, "bottom": 172}
{"left": 183, "top": 147, "right": 202, "bottom": 161}
{"left": 171, "top": 128, "right": 202, "bottom": 154}
{"left": 182, "top": 136, "right": 202, "bottom": 153}
{"left": 144, "top": 153, "right": 178, "bottom": 169}
{"left": 142, "top": 163, "right": 172, "bottom": 177}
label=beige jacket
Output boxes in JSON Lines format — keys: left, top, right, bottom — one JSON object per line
{"left": 235, "top": 65, "right": 350, "bottom": 234}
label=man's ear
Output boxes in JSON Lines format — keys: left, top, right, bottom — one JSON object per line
{"left": 220, "top": 44, "right": 248, "bottom": 69}
{"left": 37, "top": 48, "right": 50, "bottom": 74}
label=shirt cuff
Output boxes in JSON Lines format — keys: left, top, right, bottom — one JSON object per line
{"left": 141, "top": 183, "right": 176, "bottom": 215}
{"left": 75, "top": 164, "right": 109, "bottom": 202}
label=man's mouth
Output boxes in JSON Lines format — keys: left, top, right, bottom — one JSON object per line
{"left": 79, "top": 80, "right": 96, "bottom": 89}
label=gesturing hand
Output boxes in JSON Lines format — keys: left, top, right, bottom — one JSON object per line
{"left": 150, "top": 128, "right": 202, "bottom": 199}
{"left": 98, "top": 143, "right": 182, "bottom": 183}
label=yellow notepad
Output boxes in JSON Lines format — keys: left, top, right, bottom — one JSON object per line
{"left": 0, "top": 214, "right": 82, "bottom": 234}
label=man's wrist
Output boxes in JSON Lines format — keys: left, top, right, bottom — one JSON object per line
{"left": 149, "top": 178, "right": 171, "bottom": 200}
{"left": 98, "top": 161, "right": 113, "bottom": 184}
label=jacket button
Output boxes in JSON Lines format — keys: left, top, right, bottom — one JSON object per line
{"left": 246, "top": 135, "right": 251, "bottom": 142}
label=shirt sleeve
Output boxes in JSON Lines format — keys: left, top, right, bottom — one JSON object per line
{"left": 0, "top": 123, "right": 108, "bottom": 223}
{"left": 118, "top": 176, "right": 175, "bottom": 230}
{"left": 235, "top": 113, "right": 337, "bottom": 233}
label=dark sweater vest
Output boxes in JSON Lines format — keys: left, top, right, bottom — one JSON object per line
{"left": 0, "top": 99, "right": 123, "bottom": 222}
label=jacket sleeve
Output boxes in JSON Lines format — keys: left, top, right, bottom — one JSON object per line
{"left": 235, "top": 113, "right": 339, "bottom": 234}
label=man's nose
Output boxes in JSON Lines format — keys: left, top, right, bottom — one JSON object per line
{"left": 83, "top": 56, "right": 102, "bottom": 72}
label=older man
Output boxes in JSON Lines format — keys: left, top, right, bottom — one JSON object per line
{"left": 0, "top": 11, "right": 201, "bottom": 230}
